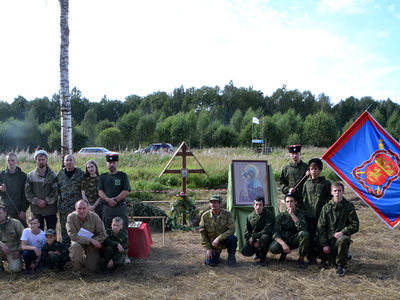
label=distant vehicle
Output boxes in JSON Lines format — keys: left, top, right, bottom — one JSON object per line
{"left": 134, "top": 143, "right": 174, "bottom": 154}
{"left": 77, "top": 147, "right": 111, "bottom": 155}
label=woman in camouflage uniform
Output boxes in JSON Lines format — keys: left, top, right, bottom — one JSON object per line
{"left": 81, "top": 160, "right": 103, "bottom": 219}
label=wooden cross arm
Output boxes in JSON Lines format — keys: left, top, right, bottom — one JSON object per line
{"left": 162, "top": 169, "right": 207, "bottom": 174}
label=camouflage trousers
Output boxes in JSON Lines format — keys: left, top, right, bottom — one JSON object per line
{"left": 269, "top": 230, "right": 310, "bottom": 258}
{"left": 241, "top": 234, "right": 272, "bottom": 260}
{"left": 59, "top": 212, "right": 73, "bottom": 248}
{"left": 327, "top": 235, "right": 351, "bottom": 266}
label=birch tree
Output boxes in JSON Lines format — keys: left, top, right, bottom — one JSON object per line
{"left": 59, "top": 0, "right": 72, "bottom": 156}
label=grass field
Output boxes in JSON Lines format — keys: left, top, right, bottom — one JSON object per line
{"left": 1, "top": 148, "right": 400, "bottom": 299}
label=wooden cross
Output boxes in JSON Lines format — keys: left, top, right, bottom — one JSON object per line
{"left": 159, "top": 141, "right": 208, "bottom": 195}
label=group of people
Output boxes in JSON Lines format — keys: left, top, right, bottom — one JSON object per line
{"left": 1, "top": 145, "right": 360, "bottom": 277}
{"left": 0, "top": 151, "right": 131, "bottom": 275}
{"left": 200, "top": 145, "right": 359, "bottom": 277}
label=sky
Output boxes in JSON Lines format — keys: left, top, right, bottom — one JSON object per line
{"left": 0, "top": 0, "right": 399, "bottom": 104}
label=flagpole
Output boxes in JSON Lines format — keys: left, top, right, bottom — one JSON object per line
{"left": 251, "top": 122, "right": 253, "bottom": 150}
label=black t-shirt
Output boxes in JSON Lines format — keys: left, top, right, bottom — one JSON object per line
{"left": 98, "top": 171, "right": 131, "bottom": 198}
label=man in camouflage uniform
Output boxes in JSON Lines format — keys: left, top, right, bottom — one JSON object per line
{"left": 0, "top": 153, "right": 29, "bottom": 227}
{"left": 279, "top": 144, "right": 309, "bottom": 207}
{"left": 41, "top": 228, "right": 70, "bottom": 271}
{"left": 302, "top": 158, "right": 331, "bottom": 264}
{"left": 199, "top": 195, "right": 237, "bottom": 267}
{"left": 241, "top": 196, "right": 274, "bottom": 266}
{"left": 269, "top": 193, "right": 310, "bottom": 269}
{"left": 57, "top": 154, "right": 85, "bottom": 247}
{"left": 318, "top": 182, "right": 359, "bottom": 276}
{"left": 25, "top": 150, "right": 58, "bottom": 230}
{"left": 0, "top": 206, "right": 24, "bottom": 273}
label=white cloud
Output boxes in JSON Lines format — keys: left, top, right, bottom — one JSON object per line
{"left": 317, "top": 0, "right": 374, "bottom": 14}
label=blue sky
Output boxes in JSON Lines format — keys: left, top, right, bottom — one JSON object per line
{"left": 0, "top": 0, "right": 399, "bottom": 104}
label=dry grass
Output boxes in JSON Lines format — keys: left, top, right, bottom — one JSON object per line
{"left": 1, "top": 190, "right": 400, "bottom": 300}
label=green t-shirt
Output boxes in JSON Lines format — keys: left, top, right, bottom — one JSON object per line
{"left": 98, "top": 171, "right": 131, "bottom": 199}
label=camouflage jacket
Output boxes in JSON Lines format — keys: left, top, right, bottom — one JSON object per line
{"left": 318, "top": 198, "right": 359, "bottom": 247}
{"left": 244, "top": 208, "right": 275, "bottom": 242}
{"left": 302, "top": 176, "right": 332, "bottom": 219}
{"left": 41, "top": 241, "right": 70, "bottom": 265}
{"left": 25, "top": 166, "right": 58, "bottom": 216}
{"left": 103, "top": 228, "right": 129, "bottom": 253}
{"left": 0, "top": 217, "right": 24, "bottom": 252}
{"left": 273, "top": 210, "right": 307, "bottom": 241}
{"left": 279, "top": 160, "right": 308, "bottom": 195}
{"left": 57, "top": 168, "right": 85, "bottom": 214}
{"left": 0, "top": 167, "right": 29, "bottom": 216}
{"left": 80, "top": 176, "right": 99, "bottom": 206}
{"left": 199, "top": 209, "right": 235, "bottom": 251}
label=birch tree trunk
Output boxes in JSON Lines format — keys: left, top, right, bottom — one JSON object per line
{"left": 59, "top": 0, "right": 73, "bottom": 157}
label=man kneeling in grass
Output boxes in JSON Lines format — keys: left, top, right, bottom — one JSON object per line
{"left": 269, "top": 193, "right": 310, "bottom": 269}
{"left": 199, "top": 195, "right": 237, "bottom": 267}
{"left": 318, "top": 182, "right": 359, "bottom": 276}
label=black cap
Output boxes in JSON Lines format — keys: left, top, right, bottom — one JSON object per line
{"left": 288, "top": 144, "right": 301, "bottom": 153}
{"left": 284, "top": 192, "right": 298, "bottom": 202}
{"left": 106, "top": 153, "right": 119, "bottom": 162}
{"left": 308, "top": 158, "right": 323, "bottom": 170}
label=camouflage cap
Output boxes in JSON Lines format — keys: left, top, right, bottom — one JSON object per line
{"left": 45, "top": 228, "right": 57, "bottom": 236}
{"left": 209, "top": 195, "right": 223, "bottom": 203}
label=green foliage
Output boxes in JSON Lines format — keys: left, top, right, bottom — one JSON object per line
{"left": 303, "top": 111, "right": 337, "bottom": 147}
{"left": 386, "top": 111, "right": 400, "bottom": 140}
{"left": 169, "top": 194, "right": 200, "bottom": 230}
{"left": 96, "top": 127, "right": 122, "bottom": 150}
{"left": 125, "top": 197, "right": 172, "bottom": 232}
{"left": 213, "top": 125, "right": 238, "bottom": 147}
{"left": 0, "top": 83, "right": 398, "bottom": 152}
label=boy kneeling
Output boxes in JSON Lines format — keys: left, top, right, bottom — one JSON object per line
{"left": 41, "top": 229, "right": 70, "bottom": 271}
{"left": 103, "top": 217, "right": 129, "bottom": 273}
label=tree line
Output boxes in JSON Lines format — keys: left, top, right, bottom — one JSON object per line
{"left": 0, "top": 82, "right": 399, "bottom": 153}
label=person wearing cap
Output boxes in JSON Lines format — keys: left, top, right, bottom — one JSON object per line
{"left": 199, "top": 195, "right": 237, "bottom": 267}
{"left": 66, "top": 200, "right": 106, "bottom": 274}
{"left": 41, "top": 228, "right": 70, "bottom": 271}
{"left": 98, "top": 153, "right": 131, "bottom": 231}
{"left": 57, "top": 154, "right": 85, "bottom": 247}
{"left": 302, "top": 158, "right": 331, "bottom": 264}
{"left": 241, "top": 196, "right": 274, "bottom": 267}
{"left": 279, "top": 144, "right": 309, "bottom": 207}
{"left": 0, "top": 153, "right": 29, "bottom": 227}
{"left": 318, "top": 182, "right": 359, "bottom": 276}
{"left": 25, "top": 150, "right": 58, "bottom": 230}
{"left": 269, "top": 193, "right": 309, "bottom": 269}
{"left": 0, "top": 206, "right": 24, "bottom": 273}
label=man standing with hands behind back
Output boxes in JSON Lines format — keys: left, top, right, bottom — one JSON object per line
{"left": 98, "top": 153, "right": 131, "bottom": 231}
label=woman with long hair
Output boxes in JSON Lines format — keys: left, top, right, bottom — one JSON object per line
{"left": 80, "top": 160, "right": 103, "bottom": 219}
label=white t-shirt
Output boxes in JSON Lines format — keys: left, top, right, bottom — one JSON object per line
{"left": 20, "top": 228, "right": 46, "bottom": 248}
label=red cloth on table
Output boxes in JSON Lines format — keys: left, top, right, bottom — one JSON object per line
{"left": 128, "top": 223, "right": 153, "bottom": 258}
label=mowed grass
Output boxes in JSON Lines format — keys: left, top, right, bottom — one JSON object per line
{"left": 1, "top": 147, "right": 400, "bottom": 299}
{"left": 1, "top": 196, "right": 400, "bottom": 299}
